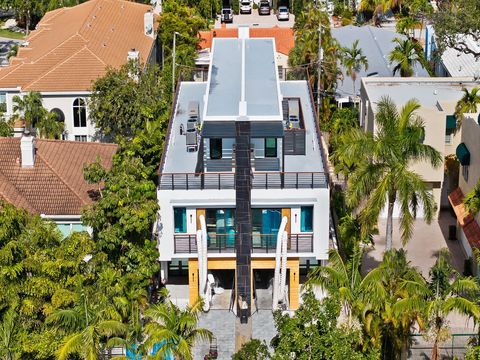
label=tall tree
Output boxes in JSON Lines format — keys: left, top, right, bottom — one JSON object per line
{"left": 389, "top": 37, "right": 427, "bottom": 77}
{"left": 341, "top": 40, "right": 369, "bottom": 99}
{"left": 431, "top": 0, "right": 480, "bottom": 59}
{"left": 454, "top": 87, "right": 480, "bottom": 129}
{"left": 339, "top": 97, "right": 442, "bottom": 250}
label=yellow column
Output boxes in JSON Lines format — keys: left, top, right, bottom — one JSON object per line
{"left": 188, "top": 258, "right": 199, "bottom": 306}
{"left": 289, "top": 258, "right": 300, "bottom": 310}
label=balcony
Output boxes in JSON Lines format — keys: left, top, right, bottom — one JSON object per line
{"left": 173, "top": 233, "right": 314, "bottom": 254}
{"left": 159, "top": 172, "right": 328, "bottom": 190}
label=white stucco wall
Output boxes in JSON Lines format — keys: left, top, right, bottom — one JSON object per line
{"left": 2, "top": 90, "right": 97, "bottom": 141}
{"left": 156, "top": 187, "right": 330, "bottom": 261}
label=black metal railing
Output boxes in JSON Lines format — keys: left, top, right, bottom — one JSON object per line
{"left": 173, "top": 233, "right": 314, "bottom": 254}
{"left": 159, "top": 172, "right": 328, "bottom": 190}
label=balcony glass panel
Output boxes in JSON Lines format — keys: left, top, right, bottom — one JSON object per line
{"left": 301, "top": 206, "right": 313, "bottom": 232}
{"left": 174, "top": 208, "right": 187, "bottom": 233}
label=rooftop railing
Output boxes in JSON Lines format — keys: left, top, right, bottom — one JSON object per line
{"left": 159, "top": 171, "right": 328, "bottom": 190}
{"left": 173, "top": 233, "right": 314, "bottom": 254}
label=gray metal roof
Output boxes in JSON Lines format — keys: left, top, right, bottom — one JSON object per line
{"left": 332, "top": 25, "right": 429, "bottom": 100}
{"left": 203, "top": 38, "right": 283, "bottom": 121}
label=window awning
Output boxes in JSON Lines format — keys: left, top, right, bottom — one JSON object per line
{"left": 446, "top": 115, "right": 456, "bottom": 130}
{"left": 456, "top": 143, "right": 470, "bottom": 166}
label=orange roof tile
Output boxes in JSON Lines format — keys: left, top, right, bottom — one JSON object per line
{"left": 0, "top": 137, "right": 117, "bottom": 215}
{"left": 0, "top": 0, "right": 158, "bottom": 92}
{"left": 448, "top": 187, "right": 480, "bottom": 248}
{"left": 198, "top": 26, "right": 294, "bottom": 56}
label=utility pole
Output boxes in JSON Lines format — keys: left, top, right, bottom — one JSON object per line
{"left": 172, "top": 31, "right": 178, "bottom": 93}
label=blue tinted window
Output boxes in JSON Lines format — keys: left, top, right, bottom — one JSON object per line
{"left": 174, "top": 208, "right": 186, "bottom": 233}
{"left": 301, "top": 206, "right": 313, "bottom": 232}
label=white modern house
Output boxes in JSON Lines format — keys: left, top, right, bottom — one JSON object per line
{"left": 0, "top": 0, "right": 160, "bottom": 141}
{"left": 156, "top": 34, "right": 330, "bottom": 317}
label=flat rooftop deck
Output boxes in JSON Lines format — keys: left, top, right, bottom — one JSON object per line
{"left": 160, "top": 80, "right": 325, "bottom": 176}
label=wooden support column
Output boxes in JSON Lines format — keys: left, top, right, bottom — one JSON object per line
{"left": 188, "top": 258, "right": 199, "bottom": 306}
{"left": 289, "top": 258, "right": 300, "bottom": 310}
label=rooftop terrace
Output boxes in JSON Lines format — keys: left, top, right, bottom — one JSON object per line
{"left": 203, "top": 38, "right": 282, "bottom": 121}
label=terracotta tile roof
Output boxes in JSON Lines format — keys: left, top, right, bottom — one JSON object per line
{"left": 0, "top": 137, "right": 117, "bottom": 215}
{"left": 198, "top": 27, "right": 294, "bottom": 56}
{"left": 0, "top": 0, "right": 158, "bottom": 92}
{"left": 448, "top": 187, "right": 480, "bottom": 248}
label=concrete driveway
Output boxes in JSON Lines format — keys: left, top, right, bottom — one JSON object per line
{"left": 362, "top": 210, "right": 466, "bottom": 276}
{"left": 215, "top": 9, "right": 295, "bottom": 28}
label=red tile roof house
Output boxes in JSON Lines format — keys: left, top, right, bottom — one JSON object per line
{"left": 196, "top": 26, "right": 294, "bottom": 80}
{"left": 0, "top": 0, "right": 160, "bottom": 141}
{"left": 0, "top": 135, "right": 117, "bottom": 236}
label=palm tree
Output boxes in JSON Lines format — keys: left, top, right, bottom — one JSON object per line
{"left": 364, "top": 249, "right": 427, "bottom": 359}
{"left": 143, "top": 289, "right": 213, "bottom": 360}
{"left": 12, "top": 91, "right": 45, "bottom": 131}
{"left": 48, "top": 292, "right": 127, "bottom": 360}
{"left": 341, "top": 40, "right": 368, "bottom": 98}
{"left": 464, "top": 181, "right": 480, "bottom": 215}
{"left": 308, "top": 247, "right": 368, "bottom": 330}
{"left": 339, "top": 96, "right": 442, "bottom": 250}
{"left": 36, "top": 111, "right": 64, "bottom": 139}
{"left": 424, "top": 250, "right": 480, "bottom": 360}
{"left": 396, "top": 16, "right": 421, "bottom": 39}
{"left": 389, "top": 37, "right": 427, "bottom": 77}
{"left": 454, "top": 87, "right": 480, "bottom": 129}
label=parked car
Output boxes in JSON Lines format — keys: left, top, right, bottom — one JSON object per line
{"left": 240, "top": 0, "right": 252, "bottom": 14}
{"left": 277, "top": 6, "right": 289, "bottom": 21}
{"left": 221, "top": 7, "right": 233, "bottom": 23}
{"left": 258, "top": 1, "right": 270, "bottom": 15}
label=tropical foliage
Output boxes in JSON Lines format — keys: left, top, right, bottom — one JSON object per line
{"left": 464, "top": 181, "right": 480, "bottom": 215}
{"left": 454, "top": 87, "right": 480, "bottom": 129}
{"left": 389, "top": 37, "right": 426, "bottom": 77}
{"left": 288, "top": 2, "right": 341, "bottom": 121}
{"left": 341, "top": 40, "right": 368, "bottom": 98}
{"left": 337, "top": 96, "right": 442, "bottom": 250}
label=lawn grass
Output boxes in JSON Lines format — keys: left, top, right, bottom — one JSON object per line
{"left": 0, "top": 29, "right": 25, "bottom": 40}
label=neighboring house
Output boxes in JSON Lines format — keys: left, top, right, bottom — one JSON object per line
{"left": 157, "top": 35, "right": 330, "bottom": 313}
{"left": 449, "top": 113, "right": 480, "bottom": 262}
{"left": 197, "top": 26, "right": 294, "bottom": 80}
{"left": 332, "top": 25, "right": 429, "bottom": 104}
{"left": 425, "top": 25, "right": 480, "bottom": 78}
{"left": 0, "top": 134, "right": 117, "bottom": 236}
{"left": 360, "top": 77, "right": 478, "bottom": 218}
{"left": 0, "top": 0, "right": 160, "bottom": 141}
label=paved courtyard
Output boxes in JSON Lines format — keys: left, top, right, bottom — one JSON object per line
{"left": 362, "top": 210, "right": 465, "bottom": 276}
{"left": 193, "top": 310, "right": 276, "bottom": 360}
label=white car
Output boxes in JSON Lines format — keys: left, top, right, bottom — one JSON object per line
{"left": 277, "top": 6, "right": 289, "bottom": 21}
{"left": 240, "top": 1, "right": 252, "bottom": 14}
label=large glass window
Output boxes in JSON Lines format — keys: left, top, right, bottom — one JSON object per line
{"left": 252, "top": 208, "right": 281, "bottom": 248}
{"left": 174, "top": 208, "right": 186, "bottom": 233}
{"left": 210, "top": 138, "right": 222, "bottom": 159}
{"left": 265, "top": 138, "right": 277, "bottom": 157}
{"left": 301, "top": 206, "right": 313, "bottom": 232}
{"left": 206, "top": 209, "right": 235, "bottom": 247}
{"left": 73, "top": 98, "right": 87, "bottom": 127}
